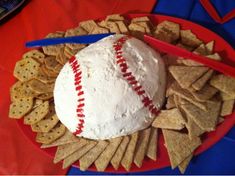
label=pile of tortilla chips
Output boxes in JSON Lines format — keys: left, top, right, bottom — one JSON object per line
{"left": 8, "top": 14, "right": 235, "bottom": 173}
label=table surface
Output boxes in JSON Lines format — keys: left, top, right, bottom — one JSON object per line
{"left": 0, "top": 0, "right": 234, "bottom": 175}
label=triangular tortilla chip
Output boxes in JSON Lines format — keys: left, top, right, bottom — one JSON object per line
{"left": 178, "top": 154, "right": 193, "bottom": 174}
{"left": 166, "top": 95, "right": 176, "bottom": 109}
{"left": 192, "top": 69, "right": 214, "bottom": 91}
{"left": 205, "top": 41, "right": 214, "bottom": 54}
{"left": 146, "top": 128, "right": 158, "bottom": 161}
{"left": 180, "top": 30, "right": 203, "bottom": 47}
{"left": 95, "top": 137, "right": 123, "bottom": 171}
{"left": 111, "top": 136, "right": 130, "bottom": 170}
{"left": 62, "top": 141, "right": 97, "bottom": 169}
{"left": 193, "top": 43, "right": 207, "bottom": 55}
{"left": 221, "top": 99, "right": 235, "bottom": 116}
{"left": 121, "top": 132, "right": 139, "bottom": 171}
{"left": 152, "top": 108, "right": 185, "bottom": 130}
{"left": 206, "top": 53, "right": 222, "bottom": 61}
{"left": 169, "top": 66, "right": 209, "bottom": 89}
{"left": 210, "top": 74, "right": 235, "bottom": 96}
{"left": 181, "top": 101, "right": 221, "bottom": 131}
{"left": 191, "top": 84, "right": 218, "bottom": 102}
{"left": 53, "top": 138, "right": 88, "bottom": 163}
{"left": 170, "top": 82, "right": 207, "bottom": 110}
{"left": 162, "top": 129, "right": 201, "bottom": 169}
{"left": 220, "top": 92, "right": 235, "bottom": 101}
{"left": 79, "top": 140, "right": 108, "bottom": 171}
{"left": 134, "top": 128, "right": 151, "bottom": 168}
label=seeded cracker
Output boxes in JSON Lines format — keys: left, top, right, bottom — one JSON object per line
{"left": 36, "top": 123, "right": 66, "bottom": 144}
{"left": 220, "top": 100, "right": 235, "bottom": 116}
{"left": 111, "top": 136, "right": 130, "bottom": 170}
{"left": 95, "top": 137, "right": 123, "bottom": 171}
{"left": 192, "top": 69, "right": 214, "bottom": 91}
{"left": 210, "top": 74, "right": 235, "bottom": 96}
{"left": 53, "top": 138, "right": 88, "bottom": 163}
{"left": 23, "top": 49, "right": 45, "bottom": 63}
{"left": 169, "top": 66, "right": 209, "bottom": 89}
{"left": 41, "top": 129, "right": 79, "bottom": 148}
{"left": 14, "top": 58, "right": 40, "bottom": 82}
{"left": 134, "top": 128, "right": 151, "bottom": 168}
{"left": 181, "top": 100, "right": 221, "bottom": 131}
{"left": 63, "top": 141, "right": 97, "bottom": 169}
{"left": 44, "top": 56, "right": 60, "bottom": 71}
{"left": 152, "top": 108, "right": 185, "bottom": 130}
{"left": 146, "top": 127, "right": 158, "bottom": 161}
{"left": 36, "top": 92, "right": 53, "bottom": 100}
{"left": 24, "top": 101, "right": 49, "bottom": 125}
{"left": 79, "top": 140, "right": 109, "bottom": 171}
{"left": 9, "top": 97, "right": 33, "bottom": 119}
{"left": 28, "top": 79, "right": 54, "bottom": 94}
{"left": 121, "top": 132, "right": 139, "bottom": 171}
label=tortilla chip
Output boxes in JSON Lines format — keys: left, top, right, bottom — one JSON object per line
{"left": 180, "top": 30, "right": 203, "bottom": 47}
{"left": 41, "top": 129, "right": 79, "bottom": 148}
{"left": 191, "top": 84, "right": 218, "bottom": 102}
{"left": 63, "top": 141, "right": 97, "bottom": 169}
{"left": 205, "top": 41, "right": 214, "bottom": 54}
{"left": 221, "top": 99, "right": 235, "bottom": 116}
{"left": 179, "top": 59, "right": 203, "bottom": 67}
{"left": 154, "top": 21, "right": 180, "bottom": 43}
{"left": 178, "top": 154, "right": 193, "bottom": 174}
{"left": 206, "top": 53, "right": 222, "bottom": 61}
{"left": 53, "top": 138, "right": 88, "bottom": 163}
{"left": 121, "top": 132, "right": 139, "bottom": 171}
{"left": 181, "top": 100, "right": 221, "bottom": 131}
{"left": 166, "top": 95, "right": 176, "bottom": 109}
{"left": 192, "top": 69, "right": 214, "bottom": 91}
{"left": 162, "top": 129, "right": 201, "bottom": 169}
{"left": 111, "top": 136, "right": 130, "bottom": 170}
{"left": 210, "top": 74, "right": 235, "bottom": 96}
{"left": 193, "top": 44, "right": 208, "bottom": 55}
{"left": 170, "top": 82, "right": 207, "bottom": 110}
{"left": 79, "top": 140, "right": 109, "bottom": 171}
{"left": 134, "top": 128, "right": 151, "bottom": 168}
{"left": 152, "top": 108, "right": 185, "bottom": 130}
{"left": 95, "top": 137, "right": 123, "bottom": 171}
{"left": 169, "top": 66, "right": 209, "bottom": 89}
{"left": 176, "top": 43, "right": 194, "bottom": 51}
{"left": 146, "top": 128, "right": 158, "bottom": 161}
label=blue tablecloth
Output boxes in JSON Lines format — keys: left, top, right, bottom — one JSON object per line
{"left": 69, "top": 0, "right": 235, "bottom": 174}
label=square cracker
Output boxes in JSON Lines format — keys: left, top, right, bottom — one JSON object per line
{"left": 169, "top": 65, "right": 209, "bottom": 89}
{"left": 220, "top": 99, "right": 234, "bottom": 116}
{"left": 146, "top": 128, "right": 158, "bottom": 161}
{"left": 111, "top": 136, "right": 130, "bottom": 170}
{"left": 115, "top": 21, "right": 129, "bottom": 34}
{"left": 23, "top": 49, "right": 45, "bottom": 63}
{"left": 181, "top": 100, "right": 221, "bottom": 131}
{"left": 152, "top": 108, "right": 185, "bottom": 130}
{"left": 192, "top": 69, "right": 214, "bottom": 91}
{"left": 104, "top": 21, "right": 120, "bottom": 34}
{"left": 79, "top": 140, "right": 109, "bottom": 171}
{"left": 210, "top": 74, "right": 235, "bottom": 96}
{"left": 131, "top": 16, "right": 150, "bottom": 23}
{"left": 162, "top": 129, "right": 201, "bottom": 169}
{"left": 63, "top": 141, "right": 97, "bottom": 169}
{"left": 121, "top": 132, "right": 139, "bottom": 171}
{"left": 36, "top": 123, "right": 66, "bottom": 144}
{"left": 134, "top": 128, "right": 151, "bottom": 168}
{"left": 95, "top": 137, "right": 123, "bottom": 171}
{"left": 41, "top": 129, "right": 79, "bottom": 148}
{"left": 105, "top": 14, "right": 124, "bottom": 21}
{"left": 9, "top": 97, "right": 33, "bottom": 119}
{"left": 24, "top": 101, "right": 49, "bottom": 125}
{"left": 53, "top": 138, "right": 88, "bottom": 163}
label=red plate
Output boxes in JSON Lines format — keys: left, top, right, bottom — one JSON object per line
{"left": 17, "top": 14, "right": 235, "bottom": 173}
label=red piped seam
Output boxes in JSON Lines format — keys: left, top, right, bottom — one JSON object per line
{"left": 69, "top": 56, "right": 85, "bottom": 135}
{"left": 113, "top": 36, "right": 159, "bottom": 115}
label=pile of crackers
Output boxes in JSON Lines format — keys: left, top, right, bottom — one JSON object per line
{"left": 8, "top": 14, "right": 235, "bottom": 173}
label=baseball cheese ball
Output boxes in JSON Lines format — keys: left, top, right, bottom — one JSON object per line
{"left": 54, "top": 34, "right": 166, "bottom": 140}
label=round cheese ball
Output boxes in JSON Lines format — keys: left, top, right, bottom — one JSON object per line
{"left": 54, "top": 34, "right": 166, "bottom": 140}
